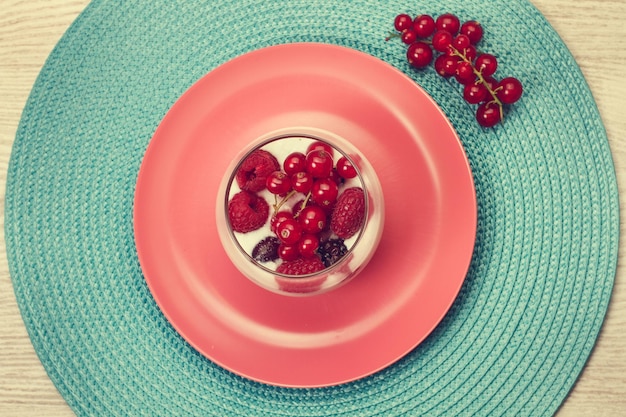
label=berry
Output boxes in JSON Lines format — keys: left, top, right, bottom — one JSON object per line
{"left": 407, "top": 41, "right": 433, "bottom": 69}
{"left": 432, "top": 30, "right": 453, "bottom": 52}
{"left": 461, "top": 44, "right": 477, "bottom": 62}
{"left": 298, "top": 234, "right": 320, "bottom": 258}
{"left": 497, "top": 77, "right": 523, "bottom": 104}
{"left": 235, "top": 149, "right": 280, "bottom": 192}
{"left": 452, "top": 34, "right": 471, "bottom": 50}
{"left": 306, "top": 141, "right": 333, "bottom": 158}
{"left": 328, "top": 168, "right": 345, "bottom": 186}
{"left": 298, "top": 205, "right": 328, "bottom": 234}
{"left": 306, "top": 150, "right": 333, "bottom": 178}
{"left": 401, "top": 29, "right": 418, "bottom": 45}
{"left": 436, "top": 13, "right": 460, "bottom": 35}
{"left": 278, "top": 243, "right": 299, "bottom": 261}
{"left": 318, "top": 238, "right": 348, "bottom": 268}
{"left": 276, "top": 257, "right": 326, "bottom": 276}
{"left": 336, "top": 156, "right": 357, "bottom": 179}
{"left": 252, "top": 236, "right": 280, "bottom": 262}
{"left": 311, "top": 178, "right": 339, "bottom": 209}
{"left": 330, "top": 187, "right": 365, "bottom": 239}
{"left": 271, "top": 211, "right": 293, "bottom": 233}
{"left": 475, "top": 53, "right": 498, "bottom": 76}
{"left": 476, "top": 101, "right": 502, "bottom": 127}
{"left": 283, "top": 152, "right": 307, "bottom": 176}
{"left": 460, "top": 20, "right": 483, "bottom": 44}
{"left": 464, "top": 82, "right": 489, "bottom": 104}
{"left": 291, "top": 171, "right": 314, "bottom": 194}
{"left": 266, "top": 171, "right": 292, "bottom": 195}
{"left": 275, "top": 217, "right": 303, "bottom": 245}
{"left": 434, "top": 54, "right": 459, "bottom": 77}
{"left": 455, "top": 61, "right": 476, "bottom": 85}
{"left": 228, "top": 191, "right": 269, "bottom": 233}
{"left": 394, "top": 13, "right": 413, "bottom": 32}
{"left": 413, "top": 14, "right": 436, "bottom": 38}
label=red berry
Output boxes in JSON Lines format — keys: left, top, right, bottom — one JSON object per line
{"left": 452, "top": 34, "right": 471, "bottom": 50}
{"left": 235, "top": 149, "right": 280, "bottom": 192}
{"left": 271, "top": 211, "right": 293, "bottom": 233}
{"left": 436, "top": 13, "right": 460, "bottom": 35}
{"left": 283, "top": 152, "right": 307, "bottom": 176}
{"left": 394, "top": 13, "right": 413, "bottom": 32}
{"left": 406, "top": 41, "right": 433, "bottom": 69}
{"left": 330, "top": 187, "right": 365, "bottom": 239}
{"left": 401, "top": 29, "right": 418, "bottom": 44}
{"left": 432, "top": 30, "right": 453, "bottom": 52}
{"left": 463, "top": 82, "right": 489, "bottom": 104}
{"left": 462, "top": 45, "right": 477, "bottom": 62}
{"left": 434, "top": 54, "right": 459, "bottom": 77}
{"left": 306, "top": 150, "right": 333, "bottom": 178}
{"left": 291, "top": 171, "right": 313, "bottom": 194}
{"left": 311, "top": 178, "right": 339, "bottom": 208}
{"left": 275, "top": 218, "right": 302, "bottom": 245}
{"left": 475, "top": 53, "right": 498, "bottom": 77}
{"left": 266, "top": 171, "right": 292, "bottom": 195}
{"left": 497, "top": 77, "right": 523, "bottom": 104}
{"left": 455, "top": 61, "right": 476, "bottom": 85}
{"left": 482, "top": 75, "right": 499, "bottom": 92}
{"left": 476, "top": 101, "right": 502, "bottom": 127}
{"left": 336, "top": 156, "right": 357, "bottom": 179}
{"left": 278, "top": 243, "right": 299, "bottom": 261}
{"left": 298, "top": 205, "right": 327, "bottom": 234}
{"left": 298, "top": 234, "right": 320, "bottom": 258}
{"left": 276, "top": 257, "right": 325, "bottom": 276}
{"left": 460, "top": 20, "right": 483, "bottom": 44}
{"left": 306, "top": 141, "right": 334, "bottom": 158}
{"left": 412, "top": 14, "right": 435, "bottom": 38}
{"left": 228, "top": 190, "right": 270, "bottom": 233}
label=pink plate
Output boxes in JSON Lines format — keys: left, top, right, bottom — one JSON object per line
{"left": 134, "top": 43, "right": 476, "bottom": 388}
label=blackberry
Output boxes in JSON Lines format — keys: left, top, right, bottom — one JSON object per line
{"left": 252, "top": 236, "right": 280, "bottom": 263}
{"left": 318, "top": 238, "right": 348, "bottom": 267}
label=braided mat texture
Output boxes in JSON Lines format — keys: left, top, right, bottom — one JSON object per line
{"left": 5, "top": 0, "right": 618, "bottom": 415}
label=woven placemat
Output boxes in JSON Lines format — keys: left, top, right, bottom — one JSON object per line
{"left": 5, "top": 0, "right": 618, "bottom": 415}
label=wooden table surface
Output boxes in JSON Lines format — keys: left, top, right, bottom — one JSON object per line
{"left": 1, "top": 1, "right": 625, "bottom": 415}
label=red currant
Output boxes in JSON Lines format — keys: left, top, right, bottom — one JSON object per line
{"left": 298, "top": 205, "right": 327, "bottom": 234}
{"left": 482, "top": 75, "right": 499, "bottom": 92}
{"left": 475, "top": 53, "right": 498, "bottom": 77}
{"left": 463, "top": 82, "right": 489, "bottom": 104}
{"left": 266, "top": 171, "right": 292, "bottom": 195}
{"left": 291, "top": 171, "right": 313, "bottom": 194}
{"left": 452, "top": 34, "right": 471, "bottom": 50}
{"left": 412, "top": 14, "right": 435, "bottom": 38}
{"left": 275, "top": 218, "right": 303, "bottom": 245}
{"left": 298, "top": 235, "right": 320, "bottom": 258}
{"left": 432, "top": 30, "right": 453, "bottom": 52}
{"left": 406, "top": 41, "right": 433, "bottom": 69}
{"left": 278, "top": 243, "right": 299, "bottom": 261}
{"left": 394, "top": 14, "right": 413, "bottom": 32}
{"left": 476, "top": 101, "right": 502, "bottom": 127}
{"left": 434, "top": 54, "right": 459, "bottom": 78}
{"left": 401, "top": 29, "right": 417, "bottom": 44}
{"left": 460, "top": 20, "right": 483, "bottom": 44}
{"left": 306, "top": 141, "right": 334, "bottom": 157}
{"left": 461, "top": 44, "right": 477, "bottom": 62}
{"left": 455, "top": 61, "right": 476, "bottom": 85}
{"left": 306, "top": 150, "right": 333, "bottom": 178}
{"left": 311, "top": 178, "right": 339, "bottom": 208}
{"left": 271, "top": 211, "right": 293, "bottom": 233}
{"left": 497, "top": 77, "right": 523, "bottom": 104}
{"left": 283, "top": 152, "right": 307, "bottom": 176}
{"left": 336, "top": 156, "right": 357, "bottom": 179}
{"left": 436, "top": 13, "right": 460, "bottom": 35}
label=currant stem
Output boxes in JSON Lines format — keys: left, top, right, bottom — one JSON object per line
{"left": 273, "top": 190, "right": 298, "bottom": 214}
{"left": 449, "top": 45, "right": 504, "bottom": 121}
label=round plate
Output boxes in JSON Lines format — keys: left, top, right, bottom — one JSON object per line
{"left": 133, "top": 43, "right": 476, "bottom": 388}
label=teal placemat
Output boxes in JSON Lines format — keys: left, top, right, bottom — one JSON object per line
{"left": 5, "top": 0, "right": 618, "bottom": 415}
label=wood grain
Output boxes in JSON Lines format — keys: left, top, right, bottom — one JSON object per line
{"left": 1, "top": 1, "right": 624, "bottom": 415}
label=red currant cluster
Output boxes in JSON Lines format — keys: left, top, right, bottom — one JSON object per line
{"left": 389, "top": 13, "right": 523, "bottom": 127}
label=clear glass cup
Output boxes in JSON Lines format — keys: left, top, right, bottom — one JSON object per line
{"left": 216, "top": 127, "right": 384, "bottom": 296}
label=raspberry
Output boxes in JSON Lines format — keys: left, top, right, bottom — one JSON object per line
{"left": 330, "top": 187, "right": 365, "bottom": 239}
{"left": 228, "top": 190, "right": 269, "bottom": 233}
{"left": 276, "top": 257, "right": 325, "bottom": 276}
{"left": 236, "top": 149, "right": 280, "bottom": 192}
{"left": 251, "top": 236, "right": 280, "bottom": 262}
{"left": 318, "top": 238, "right": 348, "bottom": 267}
